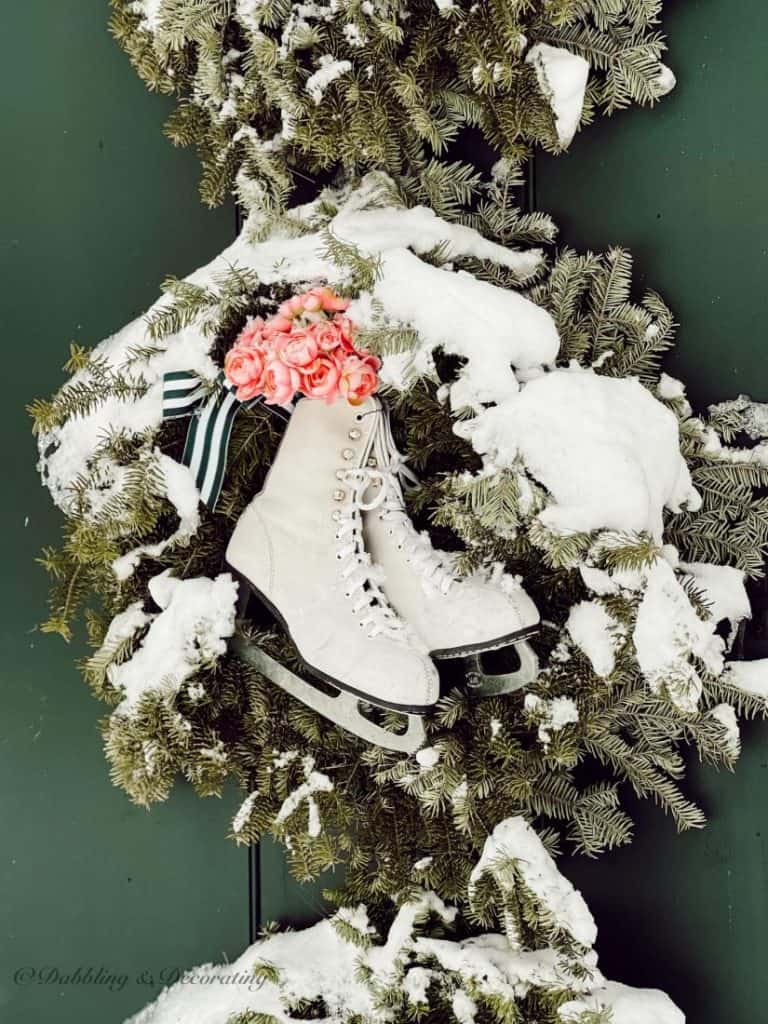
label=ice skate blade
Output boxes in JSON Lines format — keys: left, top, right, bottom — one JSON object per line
{"left": 465, "top": 641, "right": 539, "bottom": 697}
{"left": 431, "top": 625, "right": 539, "bottom": 660}
{"left": 232, "top": 637, "right": 427, "bottom": 754}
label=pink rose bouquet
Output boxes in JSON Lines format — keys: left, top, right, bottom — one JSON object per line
{"left": 223, "top": 287, "right": 380, "bottom": 407}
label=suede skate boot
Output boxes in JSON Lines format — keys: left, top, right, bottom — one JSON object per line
{"left": 361, "top": 403, "right": 540, "bottom": 660}
{"left": 226, "top": 396, "right": 439, "bottom": 714}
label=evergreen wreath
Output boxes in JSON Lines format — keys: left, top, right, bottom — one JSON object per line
{"left": 31, "top": 3, "right": 768, "bottom": 1022}
{"left": 32, "top": 169, "right": 768, "bottom": 907}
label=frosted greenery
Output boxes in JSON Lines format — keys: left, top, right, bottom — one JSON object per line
{"left": 109, "top": 0, "right": 673, "bottom": 212}
{"left": 126, "top": 821, "right": 680, "bottom": 1023}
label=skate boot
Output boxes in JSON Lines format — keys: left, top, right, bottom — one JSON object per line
{"left": 226, "top": 396, "right": 439, "bottom": 752}
{"left": 360, "top": 400, "right": 540, "bottom": 693}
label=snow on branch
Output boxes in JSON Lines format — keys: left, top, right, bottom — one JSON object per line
{"left": 124, "top": 868, "right": 683, "bottom": 1024}
{"left": 108, "top": 571, "right": 238, "bottom": 713}
{"left": 456, "top": 367, "right": 700, "bottom": 538}
{"left": 469, "top": 816, "right": 597, "bottom": 949}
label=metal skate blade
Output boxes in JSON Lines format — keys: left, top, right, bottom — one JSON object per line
{"left": 465, "top": 641, "right": 539, "bottom": 697}
{"left": 233, "top": 638, "right": 427, "bottom": 754}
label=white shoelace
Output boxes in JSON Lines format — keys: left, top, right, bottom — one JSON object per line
{"left": 370, "top": 412, "right": 457, "bottom": 597}
{"left": 377, "top": 481, "right": 456, "bottom": 596}
{"left": 334, "top": 474, "right": 407, "bottom": 640}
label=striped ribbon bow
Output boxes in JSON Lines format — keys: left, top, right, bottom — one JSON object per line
{"left": 162, "top": 370, "right": 289, "bottom": 510}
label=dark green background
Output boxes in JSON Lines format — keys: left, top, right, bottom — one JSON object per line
{"left": 2, "top": 1, "right": 767, "bottom": 1022}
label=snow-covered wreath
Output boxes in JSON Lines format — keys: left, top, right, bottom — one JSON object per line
{"left": 111, "top": 0, "right": 676, "bottom": 210}
{"left": 31, "top": 3, "right": 768, "bottom": 1022}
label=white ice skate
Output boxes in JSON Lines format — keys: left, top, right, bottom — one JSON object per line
{"left": 360, "top": 400, "right": 540, "bottom": 695}
{"left": 226, "top": 396, "right": 438, "bottom": 753}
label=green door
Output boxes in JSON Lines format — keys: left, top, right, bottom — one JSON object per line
{"left": 535, "top": 3, "right": 768, "bottom": 1022}
{"left": 0, "top": 5, "right": 247, "bottom": 1022}
{"left": 6, "top": 4, "right": 767, "bottom": 1024}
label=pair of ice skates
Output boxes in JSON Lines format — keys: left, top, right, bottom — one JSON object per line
{"left": 227, "top": 396, "right": 539, "bottom": 753}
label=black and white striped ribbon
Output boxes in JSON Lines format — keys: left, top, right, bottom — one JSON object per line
{"left": 162, "top": 370, "right": 290, "bottom": 509}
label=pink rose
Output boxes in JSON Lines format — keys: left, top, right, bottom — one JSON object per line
{"left": 339, "top": 353, "right": 379, "bottom": 405}
{"left": 278, "top": 287, "right": 350, "bottom": 320}
{"left": 261, "top": 357, "right": 300, "bottom": 405}
{"left": 308, "top": 319, "right": 344, "bottom": 353}
{"left": 237, "top": 317, "right": 267, "bottom": 350}
{"left": 268, "top": 315, "right": 293, "bottom": 334}
{"left": 279, "top": 327, "right": 319, "bottom": 368}
{"left": 235, "top": 378, "right": 265, "bottom": 401}
{"left": 301, "top": 355, "right": 342, "bottom": 402}
{"left": 311, "top": 287, "right": 349, "bottom": 313}
{"left": 278, "top": 294, "right": 306, "bottom": 319}
{"left": 333, "top": 314, "right": 357, "bottom": 353}
{"left": 224, "top": 344, "right": 265, "bottom": 400}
